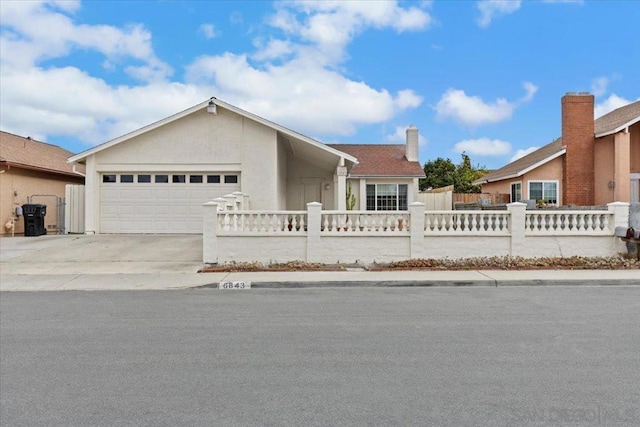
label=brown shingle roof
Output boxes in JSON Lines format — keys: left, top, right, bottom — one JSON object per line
{"left": 475, "top": 138, "right": 564, "bottom": 184}
{"left": 595, "top": 99, "right": 640, "bottom": 136}
{"left": 478, "top": 99, "right": 640, "bottom": 184}
{"left": 328, "top": 144, "right": 425, "bottom": 177}
{"left": 0, "top": 131, "right": 85, "bottom": 177}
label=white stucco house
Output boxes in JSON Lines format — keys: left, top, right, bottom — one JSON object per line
{"left": 68, "top": 97, "right": 425, "bottom": 234}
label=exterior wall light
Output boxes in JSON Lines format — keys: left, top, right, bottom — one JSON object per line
{"left": 207, "top": 99, "right": 217, "bottom": 114}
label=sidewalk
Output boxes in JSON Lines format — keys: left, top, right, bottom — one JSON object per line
{"left": 1, "top": 235, "right": 638, "bottom": 291}
{"left": 1, "top": 269, "right": 639, "bottom": 291}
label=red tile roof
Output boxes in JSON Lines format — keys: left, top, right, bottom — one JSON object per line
{"left": 329, "top": 144, "right": 425, "bottom": 177}
{"left": 0, "top": 131, "right": 85, "bottom": 177}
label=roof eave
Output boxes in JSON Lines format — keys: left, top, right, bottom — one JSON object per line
{"left": 595, "top": 116, "right": 640, "bottom": 138}
{"left": 349, "top": 174, "right": 426, "bottom": 178}
{"left": 1, "top": 161, "right": 84, "bottom": 178}
{"left": 68, "top": 98, "right": 359, "bottom": 165}
{"left": 477, "top": 148, "right": 566, "bottom": 184}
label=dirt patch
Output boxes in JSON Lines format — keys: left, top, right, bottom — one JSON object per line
{"left": 199, "top": 255, "right": 640, "bottom": 272}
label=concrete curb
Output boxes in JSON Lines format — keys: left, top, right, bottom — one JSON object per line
{"left": 195, "top": 279, "right": 640, "bottom": 289}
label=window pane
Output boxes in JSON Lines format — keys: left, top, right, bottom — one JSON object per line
{"left": 102, "top": 174, "right": 116, "bottom": 183}
{"left": 138, "top": 175, "right": 151, "bottom": 183}
{"left": 190, "top": 175, "right": 203, "bottom": 183}
{"left": 398, "top": 184, "right": 408, "bottom": 210}
{"left": 172, "top": 175, "right": 186, "bottom": 183}
{"left": 155, "top": 175, "right": 169, "bottom": 183}
{"left": 529, "top": 182, "right": 543, "bottom": 201}
{"left": 207, "top": 175, "right": 220, "bottom": 184}
{"left": 224, "top": 175, "right": 238, "bottom": 184}
{"left": 120, "top": 174, "right": 134, "bottom": 183}
{"left": 366, "top": 185, "right": 376, "bottom": 210}
{"left": 377, "top": 184, "right": 397, "bottom": 211}
{"left": 543, "top": 182, "right": 557, "bottom": 204}
{"left": 511, "top": 183, "right": 521, "bottom": 202}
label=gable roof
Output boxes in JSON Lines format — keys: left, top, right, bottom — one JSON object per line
{"left": 595, "top": 99, "right": 640, "bottom": 137}
{"left": 477, "top": 98, "right": 640, "bottom": 185}
{"left": 474, "top": 138, "right": 565, "bottom": 184}
{"left": 68, "top": 97, "right": 357, "bottom": 165}
{"left": 0, "top": 131, "right": 85, "bottom": 177}
{"left": 328, "top": 144, "right": 425, "bottom": 177}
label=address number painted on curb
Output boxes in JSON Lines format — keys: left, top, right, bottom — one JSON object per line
{"left": 219, "top": 281, "right": 251, "bottom": 289}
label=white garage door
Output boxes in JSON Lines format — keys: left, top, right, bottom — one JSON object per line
{"left": 100, "top": 172, "right": 240, "bottom": 234}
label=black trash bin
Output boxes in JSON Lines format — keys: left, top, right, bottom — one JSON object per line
{"left": 22, "top": 204, "right": 47, "bottom": 237}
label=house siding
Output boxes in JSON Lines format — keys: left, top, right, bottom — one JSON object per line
{"left": 481, "top": 157, "right": 563, "bottom": 204}
{"left": 594, "top": 135, "right": 615, "bottom": 206}
{"left": 85, "top": 107, "right": 280, "bottom": 233}
{"left": 0, "top": 168, "right": 83, "bottom": 235}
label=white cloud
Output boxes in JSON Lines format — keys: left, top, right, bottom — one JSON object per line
{"left": 185, "top": 54, "right": 422, "bottom": 136}
{"left": 521, "top": 82, "right": 538, "bottom": 102}
{"left": 252, "top": 39, "right": 294, "bottom": 61}
{"left": 268, "top": 1, "right": 432, "bottom": 63}
{"left": 591, "top": 76, "right": 609, "bottom": 98}
{"left": 199, "top": 23, "right": 218, "bottom": 39}
{"left": 594, "top": 94, "right": 639, "bottom": 118}
{"left": 476, "top": 0, "right": 522, "bottom": 28}
{"left": 453, "top": 138, "right": 512, "bottom": 156}
{"left": 510, "top": 146, "right": 539, "bottom": 162}
{"left": 0, "top": 0, "right": 428, "bottom": 146}
{"left": 386, "top": 126, "right": 428, "bottom": 146}
{"left": 0, "top": 0, "right": 171, "bottom": 81}
{"left": 435, "top": 82, "right": 536, "bottom": 126}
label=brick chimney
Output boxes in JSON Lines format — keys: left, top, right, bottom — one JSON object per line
{"left": 405, "top": 125, "right": 419, "bottom": 162}
{"left": 561, "top": 92, "right": 595, "bottom": 206}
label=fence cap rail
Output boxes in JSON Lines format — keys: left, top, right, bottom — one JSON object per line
{"left": 322, "top": 210, "right": 409, "bottom": 215}
{"left": 216, "top": 210, "right": 307, "bottom": 215}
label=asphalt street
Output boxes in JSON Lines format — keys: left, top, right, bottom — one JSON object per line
{"left": 1, "top": 287, "right": 639, "bottom": 426}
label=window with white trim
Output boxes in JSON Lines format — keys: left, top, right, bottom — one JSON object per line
{"left": 366, "top": 184, "right": 408, "bottom": 211}
{"left": 528, "top": 181, "right": 558, "bottom": 204}
{"left": 510, "top": 182, "right": 522, "bottom": 202}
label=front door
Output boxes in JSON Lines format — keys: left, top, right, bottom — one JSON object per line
{"left": 303, "top": 183, "right": 321, "bottom": 205}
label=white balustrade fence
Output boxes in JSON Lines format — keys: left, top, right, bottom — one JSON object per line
{"left": 218, "top": 211, "right": 307, "bottom": 234}
{"left": 424, "top": 211, "right": 510, "bottom": 235}
{"left": 525, "top": 210, "right": 612, "bottom": 235}
{"left": 203, "top": 201, "right": 629, "bottom": 264}
{"left": 321, "top": 211, "right": 410, "bottom": 234}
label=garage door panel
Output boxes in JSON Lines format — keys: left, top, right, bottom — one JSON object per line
{"left": 100, "top": 173, "right": 239, "bottom": 234}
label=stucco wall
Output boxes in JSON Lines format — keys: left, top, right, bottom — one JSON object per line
{"left": 481, "top": 157, "right": 563, "bottom": 203}
{"left": 630, "top": 122, "right": 640, "bottom": 173}
{"left": 594, "top": 135, "right": 615, "bottom": 205}
{"left": 84, "top": 107, "right": 281, "bottom": 232}
{"left": 285, "top": 154, "right": 334, "bottom": 210}
{"left": 0, "top": 168, "right": 83, "bottom": 235}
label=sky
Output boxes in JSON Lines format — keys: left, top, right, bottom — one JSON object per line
{"left": 1, "top": 0, "right": 639, "bottom": 169}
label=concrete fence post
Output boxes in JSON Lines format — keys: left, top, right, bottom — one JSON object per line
{"left": 306, "top": 202, "right": 322, "bottom": 262}
{"left": 507, "top": 202, "right": 527, "bottom": 257}
{"left": 607, "top": 202, "right": 630, "bottom": 231}
{"left": 231, "top": 192, "right": 245, "bottom": 209}
{"left": 203, "top": 202, "right": 219, "bottom": 264}
{"left": 409, "top": 202, "right": 425, "bottom": 259}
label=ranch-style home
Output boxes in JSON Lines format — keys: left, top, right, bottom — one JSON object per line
{"left": 68, "top": 97, "right": 425, "bottom": 234}
{"left": 475, "top": 93, "right": 640, "bottom": 206}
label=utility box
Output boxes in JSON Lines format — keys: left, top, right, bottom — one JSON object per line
{"left": 22, "top": 204, "right": 47, "bottom": 237}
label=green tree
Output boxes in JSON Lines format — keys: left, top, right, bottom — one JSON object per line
{"left": 419, "top": 153, "right": 487, "bottom": 193}
{"left": 419, "top": 157, "right": 456, "bottom": 191}
{"left": 454, "top": 153, "right": 487, "bottom": 193}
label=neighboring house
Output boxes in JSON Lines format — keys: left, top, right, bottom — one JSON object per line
{"left": 68, "top": 98, "right": 425, "bottom": 234}
{"left": 0, "top": 131, "right": 85, "bottom": 235}
{"left": 475, "top": 93, "right": 640, "bottom": 206}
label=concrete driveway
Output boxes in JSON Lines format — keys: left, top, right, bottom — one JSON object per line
{"left": 0, "top": 234, "right": 205, "bottom": 275}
